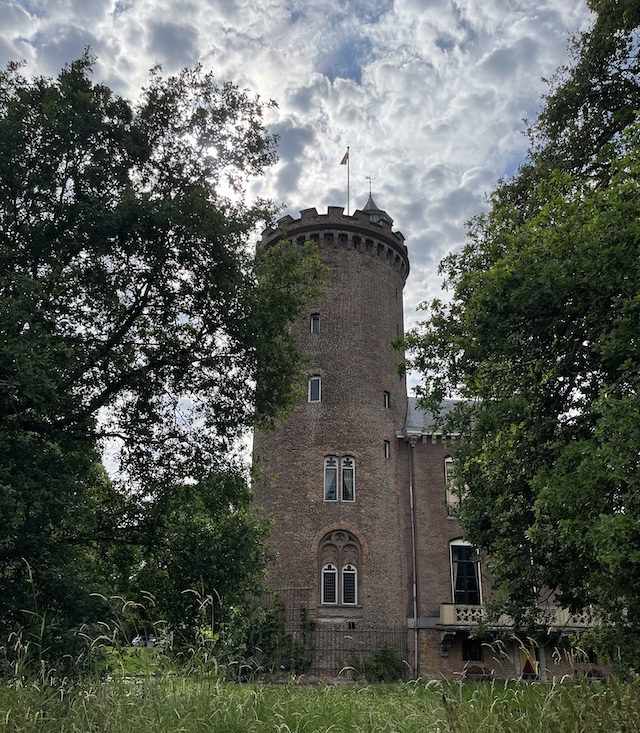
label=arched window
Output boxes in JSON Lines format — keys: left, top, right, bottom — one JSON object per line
{"left": 324, "top": 456, "right": 355, "bottom": 502}
{"left": 322, "top": 564, "right": 337, "bottom": 604}
{"left": 450, "top": 540, "right": 481, "bottom": 605}
{"left": 319, "top": 531, "right": 361, "bottom": 606}
{"left": 324, "top": 456, "right": 338, "bottom": 501}
{"left": 342, "top": 564, "right": 357, "bottom": 604}
{"left": 341, "top": 457, "right": 355, "bottom": 501}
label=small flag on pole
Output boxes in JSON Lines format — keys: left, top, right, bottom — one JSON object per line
{"left": 340, "top": 150, "right": 349, "bottom": 165}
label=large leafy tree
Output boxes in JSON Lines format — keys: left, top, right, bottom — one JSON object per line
{"left": 0, "top": 55, "right": 323, "bottom": 653}
{"left": 403, "top": 1, "right": 640, "bottom": 660}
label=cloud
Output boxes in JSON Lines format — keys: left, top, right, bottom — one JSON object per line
{"left": 0, "top": 0, "right": 595, "bottom": 365}
{"left": 146, "top": 21, "right": 200, "bottom": 71}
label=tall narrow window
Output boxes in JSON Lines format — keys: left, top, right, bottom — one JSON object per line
{"left": 310, "top": 314, "right": 320, "bottom": 333}
{"left": 341, "top": 457, "right": 355, "bottom": 501}
{"left": 384, "top": 441, "right": 391, "bottom": 459}
{"left": 322, "top": 564, "right": 337, "bottom": 604}
{"left": 445, "top": 456, "right": 458, "bottom": 515}
{"left": 342, "top": 564, "right": 357, "bottom": 604}
{"left": 383, "top": 391, "right": 390, "bottom": 408}
{"left": 308, "top": 376, "right": 321, "bottom": 402}
{"left": 451, "top": 541, "right": 481, "bottom": 605}
{"left": 324, "top": 457, "right": 338, "bottom": 501}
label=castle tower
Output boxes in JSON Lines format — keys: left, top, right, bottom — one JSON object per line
{"left": 252, "top": 201, "right": 605, "bottom": 681}
{"left": 252, "top": 200, "right": 412, "bottom": 646}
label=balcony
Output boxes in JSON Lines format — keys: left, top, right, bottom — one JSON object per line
{"left": 440, "top": 603, "right": 485, "bottom": 627}
{"left": 439, "top": 603, "right": 594, "bottom": 630}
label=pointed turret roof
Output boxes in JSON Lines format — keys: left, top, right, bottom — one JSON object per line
{"left": 362, "top": 194, "right": 393, "bottom": 225}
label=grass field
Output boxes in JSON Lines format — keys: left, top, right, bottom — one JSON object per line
{"left": 2, "top": 676, "right": 640, "bottom": 732}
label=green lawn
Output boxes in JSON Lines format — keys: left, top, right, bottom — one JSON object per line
{"left": 2, "top": 677, "right": 640, "bottom": 732}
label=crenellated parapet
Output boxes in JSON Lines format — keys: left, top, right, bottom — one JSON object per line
{"left": 260, "top": 205, "right": 410, "bottom": 282}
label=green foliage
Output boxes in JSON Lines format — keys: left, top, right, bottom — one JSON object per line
{"left": 513, "top": 0, "right": 640, "bottom": 203}
{"left": 0, "top": 53, "right": 324, "bottom": 667}
{"left": 402, "top": 4, "right": 640, "bottom": 668}
{"left": 363, "top": 648, "right": 405, "bottom": 682}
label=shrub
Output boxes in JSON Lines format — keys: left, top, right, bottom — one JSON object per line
{"left": 363, "top": 648, "right": 404, "bottom": 682}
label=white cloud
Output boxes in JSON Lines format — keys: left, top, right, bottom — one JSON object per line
{"left": 0, "top": 0, "right": 594, "bottom": 378}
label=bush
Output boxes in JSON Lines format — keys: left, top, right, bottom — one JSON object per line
{"left": 363, "top": 648, "right": 404, "bottom": 682}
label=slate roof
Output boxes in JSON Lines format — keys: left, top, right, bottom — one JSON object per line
{"left": 403, "top": 396, "right": 462, "bottom": 436}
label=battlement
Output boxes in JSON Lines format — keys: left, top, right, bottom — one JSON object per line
{"left": 260, "top": 205, "right": 409, "bottom": 281}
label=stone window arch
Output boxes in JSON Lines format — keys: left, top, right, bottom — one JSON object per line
{"left": 319, "top": 530, "right": 361, "bottom": 606}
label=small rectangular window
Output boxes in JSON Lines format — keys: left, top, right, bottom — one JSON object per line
{"left": 384, "top": 441, "right": 391, "bottom": 459}
{"left": 383, "top": 391, "right": 390, "bottom": 408}
{"left": 462, "top": 636, "right": 484, "bottom": 662}
{"left": 311, "top": 314, "right": 320, "bottom": 333}
{"left": 308, "top": 376, "right": 321, "bottom": 402}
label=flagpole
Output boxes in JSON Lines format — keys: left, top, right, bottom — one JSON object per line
{"left": 340, "top": 147, "right": 350, "bottom": 214}
{"left": 346, "top": 146, "right": 350, "bottom": 215}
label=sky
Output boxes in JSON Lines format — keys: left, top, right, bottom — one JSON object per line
{"left": 0, "top": 0, "right": 593, "bottom": 371}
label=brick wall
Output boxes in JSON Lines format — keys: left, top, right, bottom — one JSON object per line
{"left": 253, "top": 206, "right": 411, "bottom": 630}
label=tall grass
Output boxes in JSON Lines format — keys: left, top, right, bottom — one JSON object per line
{"left": 2, "top": 677, "right": 640, "bottom": 732}
{"left": 2, "top": 584, "right": 638, "bottom": 732}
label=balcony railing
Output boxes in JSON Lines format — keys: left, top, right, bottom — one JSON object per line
{"left": 439, "top": 603, "right": 594, "bottom": 629}
{"left": 440, "top": 603, "right": 485, "bottom": 626}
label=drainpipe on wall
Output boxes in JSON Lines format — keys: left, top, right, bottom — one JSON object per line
{"left": 408, "top": 436, "right": 419, "bottom": 678}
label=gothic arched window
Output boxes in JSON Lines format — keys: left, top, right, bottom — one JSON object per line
{"left": 341, "top": 457, "right": 355, "bottom": 501}
{"left": 324, "top": 456, "right": 338, "bottom": 501}
{"left": 324, "top": 456, "right": 355, "bottom": 502}
{"left": 319, "top": 530, "right": 361, "bottom": 606}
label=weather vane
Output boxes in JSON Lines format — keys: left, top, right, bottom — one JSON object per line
{"left": 365, "top": 175, "right": 375, "bottom": 196}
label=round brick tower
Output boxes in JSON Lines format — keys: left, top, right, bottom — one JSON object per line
{"left": 252, "top": 198, "right": 411, "bottom": 639}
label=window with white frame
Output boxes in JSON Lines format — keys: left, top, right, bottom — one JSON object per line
{"left": 341, "top": 457, "right": 355, "bottom": 501}
{"left": 322, "top": 564, "right": 337, "bottom": 604}
{"left": 310, "top": 313, "right": 320, "bottom": 333}
{"left": 445, "top": 456, "right": 459, "bottom": 515}
{"left": 342, "top": 564, "right": 357, "bottom": 604}
{"left": 384, "top": 440, "right": 391, "bottom": 459}
{"left": 308, "top": 376, "right": 321, "bottom": 402}
{"left": 383, "top": 391, "right": 390, "bottom": 408}
{"left": 324, "top": 456, "right": 338, "bottom": 501}
{"left": 319, "top": 531, "right": 361, "bottom": 606}
{"left": 324, "top": 455, "right": 355, "bottom": 502}
{"left": 450, "top": 540, "right": 481, "bottom": 605}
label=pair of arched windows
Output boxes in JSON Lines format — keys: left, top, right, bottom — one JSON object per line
{"left": 321, "top": 563, "right": 357, "bottom": 604}
{"left": 319, "top": 530, "right": 360, "bottom": 606}
{"left": 324, "top": 456, "right": 355, "bottom": 502}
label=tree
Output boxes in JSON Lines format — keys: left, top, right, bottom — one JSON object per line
{"left": 0, "top": 54, "right": 324, "bottom": 659}
{"left": 402, "top": 3, "right": 640, "bottom": 663}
